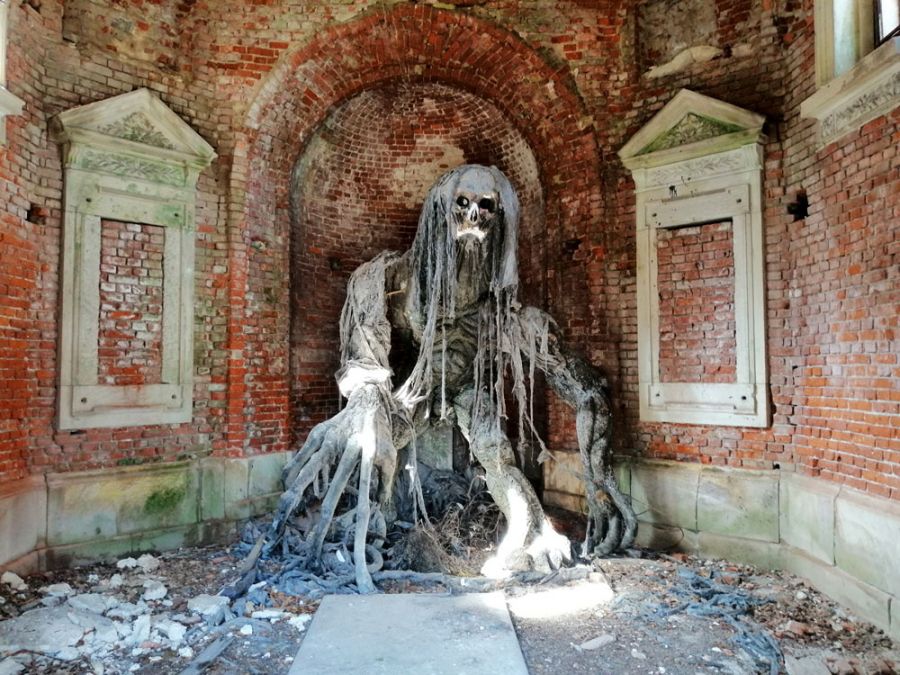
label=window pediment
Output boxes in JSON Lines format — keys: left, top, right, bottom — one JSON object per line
{"left": 620, "top": 89, "right": 765, "bottom": 172}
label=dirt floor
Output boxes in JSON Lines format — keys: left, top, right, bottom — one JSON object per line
{"left": 1, "top": 537, "right": 898, "bottom": 675}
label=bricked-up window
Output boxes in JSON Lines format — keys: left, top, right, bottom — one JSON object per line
{"left": 656, "top": 221, "right": 737, "bottom": 385}
{"left": 53, "top": 88, "right": 215, "bottom": 430}
{"left": 97, "top": 220, "right": 166, "bottom": 387}
{"left": 618, "top": 91, "right": 768, "bottom": 428}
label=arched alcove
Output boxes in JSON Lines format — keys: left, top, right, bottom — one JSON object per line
{"left": 288, "top": 81, "right": 544, "bottom": 432}
{"left": 226, "top": 4, "right": 604, "bottom": 454}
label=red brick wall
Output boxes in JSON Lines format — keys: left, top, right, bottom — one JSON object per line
{"left": 0, "top": 0, "right": 897, "bottom": 502}
{"left": 97, "top": 220, "right": 166, "bottom": 387}
{"left": 1, "top": 0, "right": 226, "bottom": 476}
{"left": 591, "top": 0, "right": 900, "bottom": 499}
{"left": 656, "top": 222, "right": 737, "bottom": 384}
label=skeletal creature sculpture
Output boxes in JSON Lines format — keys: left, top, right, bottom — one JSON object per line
{"left": 266, "top": 165, "right": 636, "bottom": 593}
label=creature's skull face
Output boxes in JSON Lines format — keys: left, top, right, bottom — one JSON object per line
{"left": 450, "top": 168, "right": 501, "bottom": 241}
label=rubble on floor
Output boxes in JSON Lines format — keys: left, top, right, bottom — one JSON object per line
{"left": 0, "top": 543, "right": 896, "bottom": 674}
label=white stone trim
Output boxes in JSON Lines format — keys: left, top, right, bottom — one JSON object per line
{"left": 0, "top": 0, "right": 24, "bottom": 144}
{"left": 52, "top": 89, "right": 215, "bottom": 430}
{"left": 802, "top": 36, "right": 900, "bottom": 144}
{"left": 619, "top": 91, "right": 769, "bottom": 427}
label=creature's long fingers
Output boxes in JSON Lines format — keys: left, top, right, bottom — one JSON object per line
{"left": 592, "top": 509, "right": 622, "bottom": 557}
{"left": 282, "top": 421, "right": 330, "bottom": 487}
{"left": 604, "top": 477, "right": 637, "bottom": 550}
{"left": 354, "top": 409, "right": 381, "bottom": 594}
{"left": 306, "top": 435, "right": 361, "bottom": 566}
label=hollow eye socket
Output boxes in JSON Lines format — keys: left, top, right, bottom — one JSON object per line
{"left": 456, "top": 195, "right": 470, "bottom": 208}
{"left": 478, "top": 197, "right": 496, "bottom": 213}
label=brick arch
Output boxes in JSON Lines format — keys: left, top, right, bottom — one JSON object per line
{"left": 225, "top": 4, "right": 604, "bottom": 455}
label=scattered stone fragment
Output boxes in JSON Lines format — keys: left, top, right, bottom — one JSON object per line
{"left": 288, "top": 614, "right": 311, "bottom": 632}
{"left": 785, "top": 654, "right": 830, "bottom": 675}
{"left": 107, "top": 601, "right": 146, "bottom": 620}
{"left": 178, "top": 646, "right": 194, "bottom": 659}
{"left": 155, "top": 618, "right": 186, "bottom": 645}
{"left": 187, "top": 594, "right": 230, "bottom": 626}
{"left": 69, "top": 593, "right": 115, "bottom": 615}
{"left": 42, "top": 582, "right": 74, "bottom": 597}
{"left": 251, "top": 609, "right": 288, "bottom": 621}
{"left": 108, "top": 574, "right": 124, "bottom": 588}
{"left": 67, "top": 609, "right": 120, "bottom": 646}
{"left": 780, "top": 620, "right": 812, "bottom": 637}
{"left": 137, "top": 554, "right": 160, "bottom": 573}
{"left": 632, "top": 649, "right": 647, "bottom": 659}
{"left": 116, "top": 558, "right": 139, "bottom": 570}
{"left": 0, "top": 573, "right": 26, "bottom": 592}
{"left": 0, "top": 606, "right": 105, "bottom": 659}
{"left": 578, "top": 634, "right": 615, "bottom": 651}
{"left": 0, "top": 658, "right": 25, "bottom": 675}
{"left": 56, "top": 647, "right": 81, "bottom": 661}
{"left": 172, "top": 612, "right": 202, "bottom": 625}
{"left": 239, "top": 624, "right": 253, "bottom": 636}
{"left": 142, "top": 580, "right": 168, "bottom": 601}
{"left": 130, "top": 614, "right": 151, "bottom": 646}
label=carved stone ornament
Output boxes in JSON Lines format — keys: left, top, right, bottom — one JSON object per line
{"left": 802, "top": 37, "right": 899, "bottom": 145}
{"left": 638, "top": 113, "right": 744, "bottom": 155}
{"left": 78, "top": 148, "right": 186, "bottom": 186}
{"left": 619, "top": 89, "right": 765, "bottom": 180}
{"left": 52, "top": 88, "right": 216, "bottom": 178}
{"left": 97, "top": 111, "right": 178, "bottom": 150}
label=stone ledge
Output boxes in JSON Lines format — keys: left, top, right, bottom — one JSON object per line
{"left": 0, "top": 452, "right": 291, "bottom": 574}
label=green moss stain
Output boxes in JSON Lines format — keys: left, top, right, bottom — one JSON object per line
{"left": 144, "top": 486, "right": 186, "bottom": 514}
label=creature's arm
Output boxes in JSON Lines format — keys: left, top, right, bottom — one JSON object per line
{"left": 335, "top": 251, "right": 399, "bottom": 398}
{"left": 274, "top": 252, "right": 402, "bottom": 593}
{"left": 515, "top": 307, "right": 637, "bottom": 556}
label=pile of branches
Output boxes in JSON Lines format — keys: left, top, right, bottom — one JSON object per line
{"left": 223, "top": 464, "right": 504, "bottom": 599}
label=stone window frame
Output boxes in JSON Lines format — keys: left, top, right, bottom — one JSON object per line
{"left": 52, "top": 89, "right": 215, "bottom": 430}
{"left": 804, "top": 2, "right": 900, "bottom": 145}
{"left": 619, "top": 90, "right": 769, "bottom": 428}
{"left": 0, "top": 0, "right": 25, "bottom": 144}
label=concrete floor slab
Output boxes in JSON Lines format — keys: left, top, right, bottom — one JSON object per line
{"left": 289, "top": 592, "right": 528, "bottom": 675}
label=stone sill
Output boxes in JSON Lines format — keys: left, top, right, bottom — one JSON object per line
{"left": 0, "top": 84, "right": 24, "bottom": 143}
{"left": 801, "top": 37, "right": 900, "bottom": 144}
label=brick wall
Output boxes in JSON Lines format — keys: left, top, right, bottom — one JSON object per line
{"left": 591, "top": 0, "right": 900, "bottom": 500}
{"left": 656, "top": 222, "right": 737, "bottom": 384}
{"left": 0, "top": 0, "right": 896, "bottom": 501}
{"left": 97, "top": 220, "right": 166, "bottom": 387}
